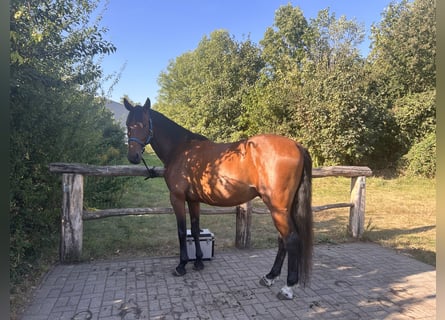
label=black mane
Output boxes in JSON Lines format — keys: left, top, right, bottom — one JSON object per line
{"left": 150, "top": 109, "right": 209, "bottom": 143}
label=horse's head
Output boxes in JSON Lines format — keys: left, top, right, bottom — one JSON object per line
{"left": 123, "top": 97, "right": 153, "bottom": 164}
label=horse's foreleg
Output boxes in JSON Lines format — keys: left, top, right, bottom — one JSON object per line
{"left": 171, "top": 194, "right": 188, "bottom": 276}
{"left": 260, "top": 236, "right": 286, "bottom": 287}
{"left": 188, "top": 201, "right": 204, "bottom": 271}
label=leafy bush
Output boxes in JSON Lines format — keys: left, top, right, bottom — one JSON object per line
{"left": 393, "top": 90, "right": 436, "bottom": 151}
{"left": 400, "top": 132, "right": 436, "bottom": 178}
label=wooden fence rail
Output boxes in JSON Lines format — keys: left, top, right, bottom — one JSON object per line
{"left": 49, "top": 163, "right": 372, "bottom": 263}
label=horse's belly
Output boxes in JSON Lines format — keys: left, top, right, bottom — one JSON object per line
{"left": 190, "top": 173, "right": 258, "bottom": 206}
{"left": 183, "top": 139, "right": 260, "bottom": 205}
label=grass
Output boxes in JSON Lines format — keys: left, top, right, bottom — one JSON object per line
{"left": 363, "top": 176, "right": 436, "bottom": 265}
{"left": 82, "top": 153, "right": 436, "bottom": 266}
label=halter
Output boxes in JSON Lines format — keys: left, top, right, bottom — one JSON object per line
{"left": 127, "top": 117, "right": 153, "bottom": 152}
{"left": 127, "top": 117, "right": 155, "bottom": 179}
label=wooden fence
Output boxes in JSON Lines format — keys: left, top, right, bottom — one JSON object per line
{"left": 49, "top": 163, "right": 372, "bottom": 263}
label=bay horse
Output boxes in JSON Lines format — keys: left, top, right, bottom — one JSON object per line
{"left": 123, "top": 97, "right": 313, "bottom": 300}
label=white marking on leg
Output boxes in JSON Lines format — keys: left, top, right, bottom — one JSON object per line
{"left": 259, "top": 274, "right": 276, "bottom": 287}
{"left": 277, "top": 285, "right": 294, "bottom": 300}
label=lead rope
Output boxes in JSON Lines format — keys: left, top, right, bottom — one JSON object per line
{"left": 142, "top": 117, "right": 155, "bottom": 180}
{"left": 141, "top": 156, "right": 155, "bottom": 180}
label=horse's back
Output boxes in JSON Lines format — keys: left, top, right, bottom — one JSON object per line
{"left": 191, "top": 134, "right": 304, "bottom": 181}
{"left": 247, "top": 134, "right": 303, "bottom": 158}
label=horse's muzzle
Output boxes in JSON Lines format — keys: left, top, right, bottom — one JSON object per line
{"left": 127, "top": 152, "right": 142, "bottom": 164}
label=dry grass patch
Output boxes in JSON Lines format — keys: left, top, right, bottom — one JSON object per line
{"left": 364, "top": 177, "right": 435, "bottom": 265}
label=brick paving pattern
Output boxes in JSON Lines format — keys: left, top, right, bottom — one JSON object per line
{"left": 21, "top": 242, "right": 436, "bottom": 319}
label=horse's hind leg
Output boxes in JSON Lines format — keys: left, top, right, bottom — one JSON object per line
{"left": 260, "top": 236, "right": 286, "bottom": 287}
{"left": 277, "top": 232, "right": 301, "bottom": 300}
{"left": 188, "top": 201, "right": 204, "bottom": 271}
{"left": 265, "top": 206, "right": 300, "bottom": 299}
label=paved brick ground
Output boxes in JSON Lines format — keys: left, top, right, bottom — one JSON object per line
{"left": 21, "top": 242, "right": 436, "bottom": 319}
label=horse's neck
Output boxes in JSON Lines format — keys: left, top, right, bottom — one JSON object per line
{"left": 149, "top": 133, "right": 179, "bottom": 166}
{"left": 149, "top": 110, "right": 206, "bottom": 166}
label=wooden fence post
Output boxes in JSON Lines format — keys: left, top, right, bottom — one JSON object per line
{"left": 60, "top": 173, "right": 84, "bottom": 263}
{"left": 235, "top": 201, "right": 252, "bottom": 248}
{"left": 349, "top": 176, "right": 366, "bottom": 238}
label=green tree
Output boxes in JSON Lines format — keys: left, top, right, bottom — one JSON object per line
{"left": 156, "top": 2, "right": 434, "bottom": 174}
{"left": 305, "top": 9, "right": 365, "bottom": 69}
{"left": 393, "top": 90, "right": 436, "bottom": 148}
{"left": 240, "top": 72, "right": 302, "bottom": 138}
{"left": 10, "top": 0, "right": 122, "bottom": 285}
{"left": 260, "top": 4, "right": 308, "bottom": 77}
{"left": 298, "top": 57, "right": 400, "bottom": 166}
{"left": 367, "top": 0, "right": 436, "bottom": 106}
{"left": 157, "top": 30, "right": 264, "bottom": 141}
{"left": 240, "top": 5, "right": 308, "bottom": 138}
{"left": 297, "top": 8, "right": 404, "bottom": 166}
{"left": 367, "top": 0, "right": 436, "bottom": 176}
{"left": 393, "top": 90, "right": 436, "bottom": 176}
{"left": 248, "top": 6, "right": 398, "bottom": 166}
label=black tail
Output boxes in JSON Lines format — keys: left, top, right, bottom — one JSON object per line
{"left": 292, "top": 144, "right": 313, "bottom": 287}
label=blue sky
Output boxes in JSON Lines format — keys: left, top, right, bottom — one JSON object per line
{"left": 99, "top": 1, "right": 390, "bottom": 105}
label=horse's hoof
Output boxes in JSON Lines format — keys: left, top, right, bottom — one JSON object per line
{"left": 172, "top": 266, "right": 186, "bottom": 277}
{"left": 259, "top": 275, "right": 275, "bottom": 287}
{"left": 193, "top": 260, "right": 204, "bottom": 271}
{"left": 277, "top": 291, "right": 293, "bottom": 300}
{"left": 277, "top": 286, "right": 294, "bottom": 300}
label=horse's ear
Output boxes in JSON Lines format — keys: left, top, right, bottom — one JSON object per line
{"left": 123, "top": 98, "right": 133, "bottom": 111}
{"left": 143, "top": 98, "right": 151, "bottom": 111}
